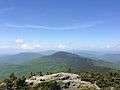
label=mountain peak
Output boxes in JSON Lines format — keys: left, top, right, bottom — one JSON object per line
{"left": 51, "top": 51, "right": 80, "bottom": 58}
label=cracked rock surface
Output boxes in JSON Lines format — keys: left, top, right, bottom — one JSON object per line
{"left": 26, "top": 72, "right": 100, "bottom": 90}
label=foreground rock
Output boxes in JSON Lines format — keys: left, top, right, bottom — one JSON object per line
{"left": 0, "top": 82, "right": 6, "bottom": 90}
{"left": 26, "top": 72, "right": 100, "bottom": 90}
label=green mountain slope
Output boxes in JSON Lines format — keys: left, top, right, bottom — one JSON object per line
{"left": 25, "top": 51, "right": 113, "bottom": 72}
{"left": 0, "top": 51, "right": 116, "bottom": 79}
{"left": 0, "top": 52, "right": 42, "bottom": 64}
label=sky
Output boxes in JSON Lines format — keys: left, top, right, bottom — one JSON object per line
{"left": 0, "top": 0, "right": 120, "bottom": 54}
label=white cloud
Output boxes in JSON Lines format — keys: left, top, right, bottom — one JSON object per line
{"left": 20, "top": 43, "right": 34, "bottom": 50}
{"left": 57, "top": 44, "right": 67, "bottom": 49}
{"left": 14, "top": 38, "right": 41, "bottom": 50}
{"left": 106, "top": 45, "right": 111, "bottom": 49}
{"left": 15, "top": 38, "right": 24, "bottom": 44}
{"left": 14, "top": 39, "right": 120, "bottom": 51}
{"left": 3, "top": 21, "right": 101, "bottom": 30}
{"left": 1, "top": 38, "right": 120, "bottom": 52}
{"left": 34, "top": 44, "right": 41, "bottom": 48}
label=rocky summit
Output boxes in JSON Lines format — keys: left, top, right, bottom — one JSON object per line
{"left": 26, "top": 72, "right": 100, "bottom": 90}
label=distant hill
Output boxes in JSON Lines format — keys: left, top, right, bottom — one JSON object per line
{"left": 98, "top": 54, "right": 120, "bottom": 63}
{"left": 70, "top": 50, "right": 104, "bottom": 58}
{"left": 19, "top": 51, "right": 115, "bottom": 75}
{"left": 38, "top": 50, "right": 57, "bottom": 55}
{"left": 71, "top": 50, "right": 120, "bottom": 64}
{"left": 0, "top": 51, "right": 117, "bottom": 79}
{"left": 0, "top": 52, "right": 42, "bottom": 64}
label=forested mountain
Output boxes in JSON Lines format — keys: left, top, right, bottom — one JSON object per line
{"left": 0, "top": 51, "right": 115, "bottom": 79}
{"left": 0, "top": 52, "right": 42, "bottom": 64}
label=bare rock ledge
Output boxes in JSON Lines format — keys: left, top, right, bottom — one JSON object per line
{"left": 26, "top": 72, "right": 100, "bottom": 90}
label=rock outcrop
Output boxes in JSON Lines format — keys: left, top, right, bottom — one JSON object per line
{"left": 26, "top": 72, "right": 100, "bottom": 90}
{"left": 0, "top": 83, "right": 6, "bottom": 90}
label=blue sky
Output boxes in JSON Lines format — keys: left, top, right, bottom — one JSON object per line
{"left": 0, "top": 0, "right": 120, "bottom": 53}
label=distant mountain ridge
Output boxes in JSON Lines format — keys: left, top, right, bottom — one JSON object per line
{"left": 0, "top": 51, "right": 118, "bottom": 79}
{"left": 25, "top": 51, "right": 113, "bottom": 73}
{"left": 0, "top": 52, "right": 42, "bottom": 64}
{"left": 71, "top": 50, "right": 120, "bottom": 63}
{"left": 50, "top": 51, "right": 80, "bottom": 58}
{"left": 98, "top": 54, "right": 120, "bottom": 63}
